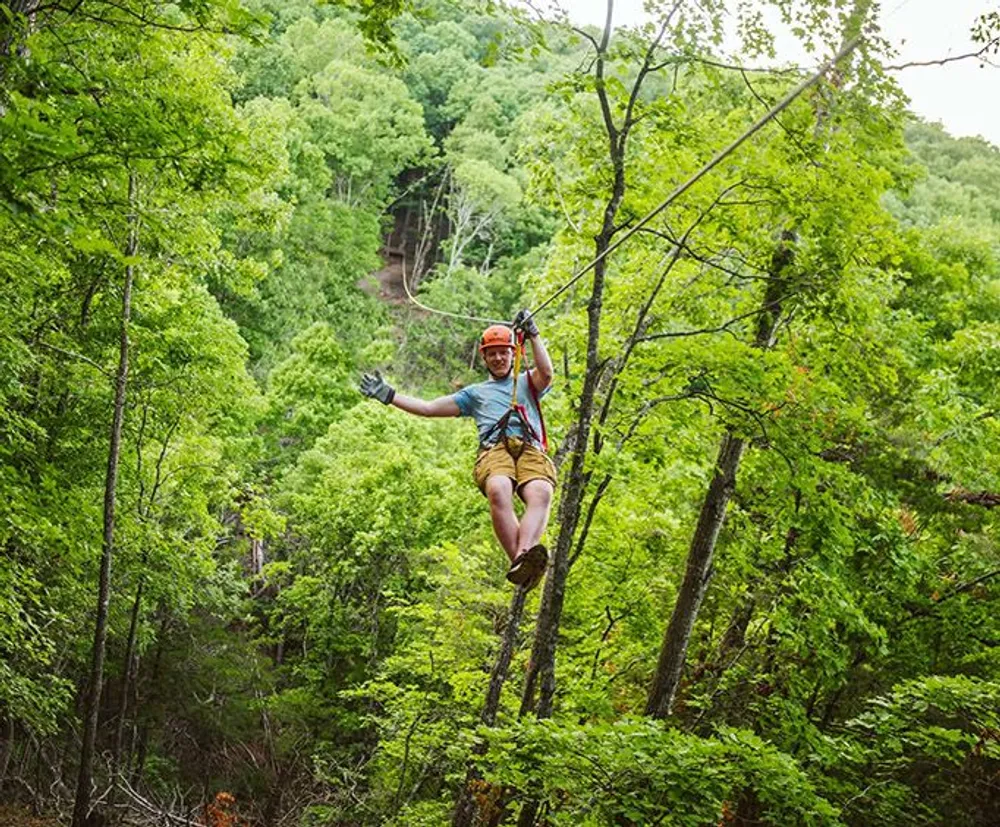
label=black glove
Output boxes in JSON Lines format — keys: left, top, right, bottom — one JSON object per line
{"left": 360, "top": 370, "right": 395, "bottom": 405}
{"left": 513, "top": 309, "right": 539, "bottom": 338}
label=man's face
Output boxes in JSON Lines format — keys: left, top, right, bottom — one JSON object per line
{"left": 482, "top": 345, "right": 514, "bottom": 378}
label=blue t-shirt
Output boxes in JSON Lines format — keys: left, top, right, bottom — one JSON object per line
{"left": 451, "top": 370, "right": 550, "bottom": 446}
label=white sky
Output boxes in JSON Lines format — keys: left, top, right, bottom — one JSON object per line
{"left": 554, "top": 0, "right": 1000, "bottom": 146}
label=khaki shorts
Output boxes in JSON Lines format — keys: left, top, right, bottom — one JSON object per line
{"left": 474, "top": 439, "right": 557, "bottom": 498}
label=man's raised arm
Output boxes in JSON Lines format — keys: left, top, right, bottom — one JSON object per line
{"left": 514, "top": 310, "right": 553, "bottom": 392}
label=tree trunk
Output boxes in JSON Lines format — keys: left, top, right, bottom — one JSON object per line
{"left": 131, "top": 610, "right": 169, "bottom": 787}
{"left": 451, "top": 588, "right": 528, "bottom": 827}
{"left": 519, "top": 64, "right": 625, "bottom": 728}
{"left": 111, "top": 574, "right": 145, "bottom": 780}
{"left": 0, "top": 712, "right": 13, "bottom": 788}
{"left": 645, "top": 433, "right": 746, "bottom": 718}
{"left": 517, "top": 235, "right": 615, "bottom": 722}
{"left": 0, "top": 0, "right": 39, "bottom": 58}
{"left": 72, "top": 171, "right": 138, "bottom": 827}
{"left": 645, "top": 233, "right": 794, "bottom": 719}
{"left": 642, "top": 0, "right": 872, "bottom": 720}
{"left": 510, "top": 7, "right": 639, "bottom": 823}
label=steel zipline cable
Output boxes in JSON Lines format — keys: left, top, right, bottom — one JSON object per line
{"left": 400, "top": 36, "right": 862, "bottom": 331}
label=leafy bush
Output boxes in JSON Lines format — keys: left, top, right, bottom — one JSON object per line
{"left": 477, "top": 719, "right": 841, "bottom": 826}
{"left": 830, "top": 676, "right": 1000, "bottom": 826}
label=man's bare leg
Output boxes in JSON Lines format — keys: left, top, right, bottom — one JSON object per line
{"left": 518, "top": 479, "right": 554, "bottom": 552}
{"left": 485, "top": 475, "right": 519, "bottom": 562}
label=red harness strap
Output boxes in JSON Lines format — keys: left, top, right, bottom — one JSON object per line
{"left": 523, "top": 371, "right": 549, "bottom": 453}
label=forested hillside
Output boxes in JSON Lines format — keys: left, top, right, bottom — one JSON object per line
{"left": 2, "top": 1, "right": 999, "bottom": 825}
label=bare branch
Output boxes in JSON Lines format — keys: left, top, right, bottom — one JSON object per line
{"left": 594, "top": 1, "right": 620, "bottom": 156}
{"left": 739, "top": 69, "right": 822, "bottom": 168}
{"left": 570, "top": 25, "right": 600, "bottom": 53}
{"left": 589, "top": 604, "right": 633, "bottom": 681}
{"left": 36, "top": 340, "right": 112, "bottom": 378}
{"left": 146, "top": 416, "right": 181, "bottom": 516}
{"left": 946, "top": 489, "right": 1000, "bottom": 509}
{"left": 637, "top": 302, "right": 776, "bottom": 343}
{"left": 636, "top": 226, "right": 771, "bottom": 282}
{"left": 650, "top": 55, "right": 809, "bottom": 75}
{"left": 907, "top": 568, "right": 1000, "bottom": 621}
{"left": 621, "top": 3, "right": 679, "bottom": 134}
{"left": 568, "top": 473, "right": 613, "bottom": 570}
{"left": 117, "top": 774, "right": 202, "bottom": 826}
{"left": 884, "top": 39, "right": 1000, "bottom": 71}
{"left": 553, "top": 175, "right": 582, "bottom": 234}
{"left": 616, "top": 392, "right": 695, "bottom": 447}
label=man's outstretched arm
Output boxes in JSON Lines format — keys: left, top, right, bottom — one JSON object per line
{"left": 392, "top": 392, "right": 460, "bottom": 417}
{"left": 360, "top": 371, "right": 460, "bottom": 417}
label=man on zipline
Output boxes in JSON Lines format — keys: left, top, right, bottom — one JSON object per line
{"left": 359, "top": 310, "right": 555, "bottom": 590}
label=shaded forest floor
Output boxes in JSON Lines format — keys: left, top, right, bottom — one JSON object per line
{"left": 367, "top": 249, "right": 409, "bottom": 305}
{"left": 0, "top": 807, "right": 58, "bottom": 827}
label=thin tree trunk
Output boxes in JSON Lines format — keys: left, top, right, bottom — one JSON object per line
{"left": 510, "top": 6, "right": 678, "bottom": 823}
{"left": 511, "top": 12, "right": 630, "bottom": 827}
{"left": 645, "top": 233, "right": 795, "bottom": 719}
{"left": 72, "top": 171, "right": 138, "bottom": 827}
{"left": 482, "top": 589, "right": 529, "bottom": 727}
{"left": 517, "top": 197, "right": 616, "bottom": 724}
{"left": 131, "top": 610, "right": 168, "bottom": 787}
{"left": 0, "top": 0, "right": 39, "bottom": 59}
{"left": 644, "top": 433, "right": 746, "bottom": 718}
{"left": 111, "top": 574, "right": 144, "bottom": 778}
{"left": 519, "top": 0, "right": 626, "bottom": 725}
{"left": 451, "top": 588, "right": 528, "bottom": 827}
{"left": 0, "top": 712, "right": 13, "bottom": 787}
{"left": 643, "top": 0, "right": 871, "bottom": 721}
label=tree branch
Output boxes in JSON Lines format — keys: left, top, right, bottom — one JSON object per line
{"left": 595, "top": 180, "right": 746, "bottom": 432}
{"left": 568, "top": 473, "right": 613, "bottom": 570}
{"left": 621, "top": 3, "right": 678, "bottom": 135}
{"left": 739, "top": 69, "right": 822, "bottom": 168}
{"left": 570, "top": 25, "right": 600, "bottom": 53}
{"left": 650, "top": 55, "right": 809, "bottom": 75}
{"left": 884, "top": 39, "right": 1000, "bottom": 71}
{"left": 907, "top": 568, "right": 1000, "bottom": 620}
{"left": 36, "top": 340, "right": 112, "bottom": 378}
{"left": 616, "top": 392, "right": 695, "bottom": 448}
{"left": 594, "top": 1, "right": 620, "bottom": 155}
{"left": 637, "top": 301, "right": 781, "bottom": 343}
{"left": 946, "top": 489, "right": 1000, "bottom": 509}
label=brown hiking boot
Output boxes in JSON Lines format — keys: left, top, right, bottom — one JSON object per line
{"left": 523, "top": 544, "right": 549, "bottom": 591}
{"left": 506, "top": 544, "right": 547, "bottom": 589}
{"left": 506, "top": 548, "right": 533, "bottom": 585}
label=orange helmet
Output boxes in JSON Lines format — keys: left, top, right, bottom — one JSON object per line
{"left": 479, "top": 324, "right": 515, "bottom": 352}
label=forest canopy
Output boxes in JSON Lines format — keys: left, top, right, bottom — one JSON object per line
{"left": 1, "top": 0, "right": 999, "bottom": 825}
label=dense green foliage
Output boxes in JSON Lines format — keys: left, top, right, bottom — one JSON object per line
{"left": 1, "top": 1, "right": 999, "bottom": 825}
